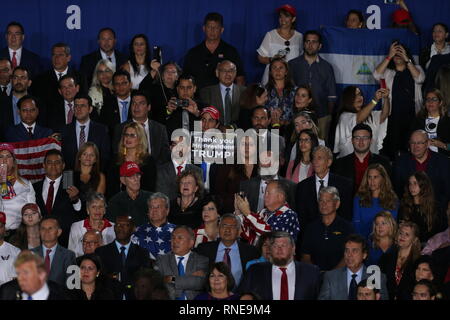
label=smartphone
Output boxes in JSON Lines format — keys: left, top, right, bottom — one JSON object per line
{"left": 380, "top": 79, "right": 387, "bottom": 89}
{"left": 153, "top": 46, "right": 162, "bottom": 64}
{"left": 384, "top": 0, "right": 397, "bottom": 4}
{"left": 62, "top": 170, "right": 74, "bottom": 189}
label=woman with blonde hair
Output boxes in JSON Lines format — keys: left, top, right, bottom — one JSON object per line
{"left": 379, "top": 221, "right": 421, "bottom": 300}
{"left": 88, "top": 59, "right": 115, "bottom": 114}
{"left": 106, "top": 122, "right": 156, "bottom": 197}
{"left": 353, "top": 163, "right": 399, "bottom": 239}
{"left": 367, "top": 211, "right": 398, "bottom": 266}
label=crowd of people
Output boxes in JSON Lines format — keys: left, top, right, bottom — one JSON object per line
{"left": 0, "top": 1, "right": 449, "bottom": 301}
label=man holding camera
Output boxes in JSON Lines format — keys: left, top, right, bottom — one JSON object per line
{"left": 165, "top": 74, "right": 206, "bottom": 138}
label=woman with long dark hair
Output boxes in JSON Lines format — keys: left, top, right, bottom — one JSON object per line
{"left": 9, "top": 203, "right": 42, "bottom": 250}
{"left": 399, "top": 171, "right": 447, "bottom": 243}
{"left": 285, "top": 129, "right": 318, "bottom": 183}
{"left": 419, "top": 23, "right": 450, "bottom": 70}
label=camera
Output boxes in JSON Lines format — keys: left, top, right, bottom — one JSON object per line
{"left": 175, "top": 99, "right": 189, "bottom": 108}
{"left": 153, "top": 46, "right": 162, "bottom": 64}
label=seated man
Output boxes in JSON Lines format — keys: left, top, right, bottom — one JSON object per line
{"left": 95, "top": 215, "right": 151, "bottom": 300}
{"left": 155, "top": 225, "right": 209, "bottom": 300}
{"left": 81, "top": 230, "right": 103, "bottom": 255}
{"left": 235, "top": 180, "right": 300, "bottom": 245}
{"left": 239, "top": 231, "right": 320, "bottom": 300}
{"left": 332, "top": 123, "right": 392, "bottom": 194}
{"left": 318, "top": 234, "right": 388, "bottom": 300}
{"left": 31, "top": 217, "right": 76, "bottom": 288}
{"left": 107, "top": 161, "right": 152, "bottom": 227}
{"left": 356, "top": 278, "right": 381, "bottom": 300}
{"left": 194, "top": 214, "right": 259, "bottom": 287}
{"left": 199, "top": 60, "right": 246, "bottom": 127}
{"left": 300, "top": 187, "right": 354, "bottom": 271}
{"left": 0, "top": 212, "right": 21, "bottom": 286}
{"left": 4, "top": 94, "right": 52, "bottom": 142}
{"left": 132, "top": 192, "right": 176, "bottom": 260}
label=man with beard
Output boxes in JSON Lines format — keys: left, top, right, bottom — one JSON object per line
{"left": 332, "top": 123, "right": 392, "bottom": 194}
{"left": 289, "top": 30, "right": 337, "bottom": 142}
{"left": 239, "top": 231, "right": 320, "bottom": 300}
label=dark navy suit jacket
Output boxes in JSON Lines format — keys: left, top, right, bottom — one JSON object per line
{"left": 4, "top": 123, "right": 52, "bottom": 142}
{"left": 0, "top": 47, "right": 42, "bottom": 79}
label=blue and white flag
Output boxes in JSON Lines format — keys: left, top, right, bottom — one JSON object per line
{"left": 320, "top": 26, "right": 420, "bottom": 102}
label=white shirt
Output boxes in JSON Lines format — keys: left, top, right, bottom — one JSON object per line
{"left": 42, "top": 243, "right": 58, "bottom": 267}
{"left": 100, "top": 49, "right": 117, "bottom": 69}
{"left": 68, "top": 219, "right": 116, "bottom": 257}
{"left": 23, "top": 283, "right": 50, "bottom": 300}
{"left": 272, "top": 260, "right": 296, "bottom": 300}
{"left": 54, "top": 67, "right": 68, "bottom": 80}
{"left": 9, "top": 47, "right": 22, "bottom": 65}
{"left": 0, "top": 241, "right": 21, "bottom": 285}
{"left": 346, "top": 266, "right": 364, "bottom": 293}
{"left": 172, "top": 160, "right": 187, "bottom": 176}
{"left": 174, "top": 251, "right": 191, "bottom": 274}
{"left": 298, "top": 162, "right": 311, "bottom": 182}
{"left": 42, "top": 176, "right": 81, "bottom": 211}
{"left": 64, "top": 100, "right": 75, "bottom": 124}
{"left": 76, "top": 119, "right": 90, "bottom": 148}
{"left": 21, "top": 122, "right": 36, "bottom": 134}
{"left": 315, "top": 172, "right": 330, "bottom": 197}
{"left": 2, "top": 179, "right": 36, "bottom": 230}
{"left": 117, "top": 96, "right": 131, "bottom": 123}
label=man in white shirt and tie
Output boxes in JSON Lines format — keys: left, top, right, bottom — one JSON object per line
{"left": 56, "top": 75, "right": 80, "bottom": 131}
{"left": 0, "top": 58, "right": 12, "bottom": 97}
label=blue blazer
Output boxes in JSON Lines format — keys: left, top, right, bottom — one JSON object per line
{"left": 61, "top": 120, "right": 111, "bottom": 170}
{"left": 4, "top": 123, "right": 53, "bottom": 142}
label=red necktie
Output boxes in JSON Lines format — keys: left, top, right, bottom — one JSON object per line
{"left": 67, "top": 103, "right": 74, "bottom": 124}
{"left": 223, "top": 248, "right": 231, "bottom": 270}
{"left": 44, "top": 249, "right": 52, "bottom": 274}
{"left": 176, "top": 165, "right": 183, "bottom": 176}
{"left": 11, "top": 51, "right": 17, "bottom": 69}
{"left": 279, "top": 267, "right": 288, "bottom": 300}
{"left": 45, "top": 181, "right": 55, "bottom": 214}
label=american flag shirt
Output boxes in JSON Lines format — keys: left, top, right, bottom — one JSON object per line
{"left": 240, "top": 204, "right": 300, "bottom": 245}
{"left": 131, "top": 222, "right": 176, "bottom": 260}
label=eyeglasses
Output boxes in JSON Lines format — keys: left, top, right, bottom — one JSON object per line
{"left": 425, "top": 97, "right": 440, "bottom": 103}
{"left": 299, "top": 138, "right": 312, "bottom": 143}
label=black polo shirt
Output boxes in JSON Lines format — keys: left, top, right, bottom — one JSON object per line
{"left": 183, "top": 39, "right": 245, "bottom": 90}
{"left": 301, "top": 215, "right": 354, "bottom": 271}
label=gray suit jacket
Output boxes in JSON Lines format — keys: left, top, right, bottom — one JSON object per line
{"left": 318, "top": 266, "right": 389, "bottom": 300}
{"left": 155, "top": 162, "right": 203, "bottom": 200}
{"left": 31, "top": 245, "right": 76, "bottom": 288}
{"left": 155, "top": 251, "right": 209, "bottom": 300}
{"left": 199, "top": 84, "right": 245, "bottom": 126}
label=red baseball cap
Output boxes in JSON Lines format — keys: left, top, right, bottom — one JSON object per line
{"left": 201, "top": 106, "right": 220, "bottom": 121}
{"left": 21, "top": 203, "right": 41, "bottom": 216}
{"left": 392, "top": 9, "right": 412, "bottom": 25}
{"left": 120, "top": 161, "right": 142, "bottom": 177}
{"left": 0, "top": 143, "right": 14, "bottom": 156}
{"left": 0, "top": 212, "right": 6, "bottom": 224}
{"left": 276, "top": 4, "right": 297, "bottom": 17}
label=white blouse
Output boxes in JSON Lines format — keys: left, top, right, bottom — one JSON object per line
{"left": 2, "top": 178, "right": 36, "bottom": 230}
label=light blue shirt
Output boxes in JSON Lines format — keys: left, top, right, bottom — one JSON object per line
{"left": 12, "top": 95, "right": 20, "bottom": 125}
{"left": 42, "top": 244, "right": 58, "bottom": 266}
{"left": 115, "top": 240, "right": 131, "bottom": 257}
{"left": 75, "top": 119, "right": 90, "bottom": 148}
{"left": 346, "top": 266, "right": 363, "bottom": 292}
{"left": 216, "top": 241, "right": 243, "bottom": 285}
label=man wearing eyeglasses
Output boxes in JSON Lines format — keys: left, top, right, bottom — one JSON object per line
{"left": 60, "top": 93, "right": 111, "bottom": 170}
{"left": 332, "top": 123, "right": 392, "bottom": 194}
{"left": 79, "top": 28, "right": 127, "bottom": 87}
{"left": 289, "top": 30, "right": 337, "bottom": 143}
{"left": 0, "top": 21, "right": 41, "bottom": 80}
{"left": 393, "top": 129, "right": 450, "bottom": 205}
{"left": 199, "top": 60, "right": 246, "bottom": 128}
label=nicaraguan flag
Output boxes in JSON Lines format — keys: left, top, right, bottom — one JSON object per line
{"left": 320, "top": 26, "right": 420, "bottom": 102}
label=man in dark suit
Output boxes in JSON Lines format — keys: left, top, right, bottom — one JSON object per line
{"left": 393, "top": 130, "right": 450, "bottom": 205}
{"left": 31, "top": 43, "right": 86, "bottom": 114}
{"left": 99, "top": 70, "right": 133, "bottom": 136}
{"left": 0, "top": 22, "right": 41, "bottom": 79}
{"left": 79, "top": 27, "right": 127, "bottom": 87}
{"left": 199, "top": 60, "right": 245, "bottom": 127}
{"left": 0, "top": 58, "right": 12, "bottom": 97}
{"left": 61, "top": 93, "right": 110, "bottom": 170}
{"left": 0, "top": 250, "right": 68, "bottom": 300}
{"left": 33, "top": 149, "right": 83, "bottom": 248}
{"left": 332, "top": 123, "right": 392, "bottom": 194}
{"left": 239, "top": 231, "right": 320, "bottom": 300}
{"left": 318, "top": 234, "right": 389, "bottom": 300}
{"left": 155, "top": 225, "right": 209, "bottom": 300}
{"left": 155, "top": 136, "right": 203, "bottom": 200}
{"left": 95, "top": 215, "right": 151, "bottom": 300}
{"left": 194, "top": 214, "right": 259, "bottom": 287}
{"left": 4, "top": 95, "right": 52, "bottom": 142}
{"left": 31, "top": 217, "right": 76, "bottom": 288}
{"left": 296, "top": 145, "right": 353, "bottom": 227}
{"left": 112, "top": 90, "right": 170, "bottom": 164}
